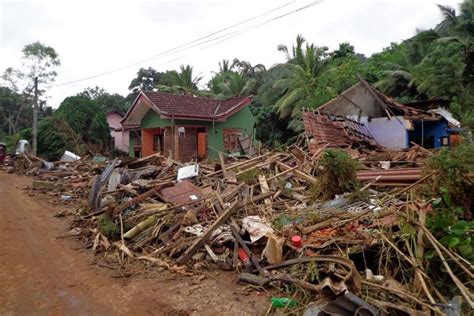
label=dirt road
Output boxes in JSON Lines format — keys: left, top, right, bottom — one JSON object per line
{"left": 0, "top": 172, "right": 267, "bottom": 315}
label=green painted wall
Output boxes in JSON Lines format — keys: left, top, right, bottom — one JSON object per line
{"left": 139, "top": 106, "right": 256, "bottom": 160}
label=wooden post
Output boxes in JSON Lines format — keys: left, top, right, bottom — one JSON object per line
{"left": 32, "top": 76, "right": 38, "bottom": 156}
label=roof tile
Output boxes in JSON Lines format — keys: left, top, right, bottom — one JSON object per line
{"left": 143, "top": 91, "right": 251, "bottom": 120}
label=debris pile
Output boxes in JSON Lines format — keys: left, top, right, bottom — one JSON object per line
{"left": 4, "top": 147, "right": 473, "bottom": 315}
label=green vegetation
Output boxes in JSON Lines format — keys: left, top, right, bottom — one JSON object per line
{"left": 55, "top": 95, "right": 109, "bottom": 146}
{"left": 1, "top": 0, "right": 473, "bottom": 156}
{"left": 422, "top": 143, "right": 474, "bottom": 260}
{"left": 422, "top": 143, "right": 474, "bottom": 218}
{"left": 37, "top": 116, "right": 84, "bottom": 161}
{"left": 236, "top": 168, "right": 259, "bottom": 185}
{"left": 97, "top": 214, "right": 120, "bottom": 239}
{"left": 312, "top": 149, "right": 360, "bottom": 200}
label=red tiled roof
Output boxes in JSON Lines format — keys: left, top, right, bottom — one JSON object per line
{"left": 302, "top": 112, "right": 380, "bottom": 151}
{"left": 142, "top": 91, "right": 251, "bottom": 121}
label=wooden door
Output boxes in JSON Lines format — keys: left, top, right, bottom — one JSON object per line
{"left": 197, "top": 132, "right": 207, "bottom": 159}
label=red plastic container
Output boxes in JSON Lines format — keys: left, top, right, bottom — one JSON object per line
{"left": 291, "top": 235, "right": 303, "bottom": 248}
{"left": 237, "top": 248, "right": 250, "bottom": 262}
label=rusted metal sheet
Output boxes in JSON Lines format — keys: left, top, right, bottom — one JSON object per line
{"left": 357, "top": 168, "right": 422, "bottom": 183}
{"left": 157, "top": 180, "right": 204, "bottom": 205}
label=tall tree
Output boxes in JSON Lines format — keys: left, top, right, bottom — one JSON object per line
{"left": 55, "top": 95, "right": 109, "bottom": 146}
{"left": 266, "top": 35, "right": 329, "bottom": 131}
{"left": 127, "top": 67, "right": 164, "bottom": 101}
{"left": 80, "top": 86, "right": 128, "bottom": 113}
{"left": 3, "top": 42, "right": 60, "bottom": 154}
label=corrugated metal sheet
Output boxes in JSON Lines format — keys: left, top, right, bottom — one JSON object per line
{"left": 357, "top": 168, "right": 422, "bottom": 183}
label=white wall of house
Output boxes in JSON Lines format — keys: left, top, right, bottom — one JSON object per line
{"left": 107, "top": 112, "right": 129, "bottom": 153}
{"left": 365, "top": 116, "right": 409, "bottom": 149}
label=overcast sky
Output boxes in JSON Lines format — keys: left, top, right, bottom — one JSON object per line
{"left": 0, "top": 0, "right": 462, "bottom": 108}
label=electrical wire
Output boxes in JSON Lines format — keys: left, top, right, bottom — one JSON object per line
{"left": 54, "top": 0, "right": 298, "bottom": 86}
{"left": 54, "top": 0, "right": 324, "bottom": 86}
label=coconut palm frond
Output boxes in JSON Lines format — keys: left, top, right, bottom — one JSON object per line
{"left": 274, "top": 87, "right": 305, "bottom": 119}
{"left": 438, "top": 4, "right": 458, "bottom": 26}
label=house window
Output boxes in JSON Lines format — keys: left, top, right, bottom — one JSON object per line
{"left": 441, "top": 136, "right": 449, "bottom": 146}
{"left": 224, "top": 128, "right": 242, "bottom": 151}
{"left": 153, "top": 134, "right": 164, "bottom": 153}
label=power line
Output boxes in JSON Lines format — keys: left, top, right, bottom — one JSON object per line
{"left": 201, "top": 0, "right": 324, "bottom": 50}
{"left": 55, "top": 0, "right": 300, "bottom": 86}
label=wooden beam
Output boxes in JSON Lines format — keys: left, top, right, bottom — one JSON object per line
{"left": 275, "top": 161, "right": 317, "bottom": 185}
{"left": 177, "top": 201, "right": 241, "bottom": 265}
{"left": 258, "top": 175, "right": 272, "bottom": 206}
{"left": 218, "top": 152, "right": 229, "bottom": 178}
{"left": 230, "top": 218, "right": 268, "bottom": 276}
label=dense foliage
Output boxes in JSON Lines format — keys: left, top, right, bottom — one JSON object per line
{"left": 55, "top": 95, "right": 109, "bottom": 146}
{"left": 423, "top": 143, "right": 474, "bottom": 218}
{"left": 37, "top": 116, "right": 84, "bottom": 160}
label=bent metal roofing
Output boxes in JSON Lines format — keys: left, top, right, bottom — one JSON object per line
{"left": 121, "top": 91, "right": 252, "bottom": 126}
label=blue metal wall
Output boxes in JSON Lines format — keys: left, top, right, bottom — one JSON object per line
{"left": 408, "top": 119, "right": 449, "bottom": 148}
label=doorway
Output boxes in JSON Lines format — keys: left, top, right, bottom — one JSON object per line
{"left": 197, "top": 127, "right": 207, "bottom": 160}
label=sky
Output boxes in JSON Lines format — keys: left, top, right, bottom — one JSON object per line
{"left": 0, "top": 0, "right": 463, "bottom": 108}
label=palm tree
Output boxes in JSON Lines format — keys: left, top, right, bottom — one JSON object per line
{"left": 258, "top": 35, "right": 329, "bottom": 131}
{"left": 218, "top": 59, "right": 236, "bottom": 74}
{"left": 160, "top": 65, "right": 202, "bottom": 94}
{"left": 436, "top": 1, "right": 474, "bottom": 78}
{"left": 232, "top": 58, "right": 266, "bottom": 78}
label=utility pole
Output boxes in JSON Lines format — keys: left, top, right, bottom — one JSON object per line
{"left": 32, "top": 76, "right": 38, "bottom": 156}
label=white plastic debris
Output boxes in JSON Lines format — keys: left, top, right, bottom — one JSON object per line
{"left": 184, "top": 224, "right": 205, "bottom": 236}
{"left": 61, "top": 150, "right": 81, "bottom": 162}
{"left": 177, "top": 164, "right": 199, "bottom": 181}
{"left": 241, "top": 216, "right": 274, "bottom": 243}
{"left": 15, "top": 139, "right": 29, "bottom": 155}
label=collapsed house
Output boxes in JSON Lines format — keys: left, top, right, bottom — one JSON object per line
{"left": 120, "top": 92, "right": 256, "bottom": 161}
{"left": 309, "top": 78, "right": 460, "bottom": 150}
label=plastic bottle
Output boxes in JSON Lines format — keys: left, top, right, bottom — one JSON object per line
{"left": 271, "top": 297, "right": 298, "bottom": 308}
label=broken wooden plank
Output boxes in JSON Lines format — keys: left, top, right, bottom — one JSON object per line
{"left": 177, "top": 201, "right": 241, "bottom": 265}
{"left": 230, "top": 218, "right": 268, "bottom": 276}
{"left": 258, "top": 175, "right": 272, "bottom": 206}
{"left": 275, "top": 161, "right": 317, "bottom": 185}
{"left": 115, "top": 182, "right": 173, "bottom": 213}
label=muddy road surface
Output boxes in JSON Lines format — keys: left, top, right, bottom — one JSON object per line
{"left": 0, "top": 172, "right": 267, "bottom": 315}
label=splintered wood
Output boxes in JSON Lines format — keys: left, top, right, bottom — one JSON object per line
{"left": 11, "top": 143, "right": 472, "bottom": 315}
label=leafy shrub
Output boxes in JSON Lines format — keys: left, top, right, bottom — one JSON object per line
{"left": 37, "top": 116, "right": 84, "bottom": 160}
{"left": 55, "top": 95, "right": 109, "bottom": 146}
{"left": 313, "top": 149, "right": 360, "bottom": 199}
{"left": 427, "top": 187, "right": 473, "bottom": 260}
{"left": 422, "top": 143, "right": 474, "bottom": 219}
